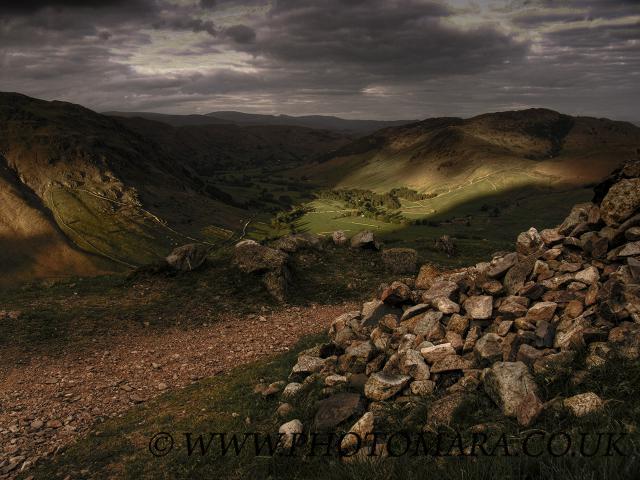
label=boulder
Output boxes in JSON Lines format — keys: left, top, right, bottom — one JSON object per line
{"left": 533, "top": 351, "right": 576, "bottom": 378}
{"left": 279, "top": 419, "right": 303, "bottom": 448}
{"left": 558, "top": 203, "right": 593, "bottom": 235}
{"left": 415, "top": 264, "right": 440, "bottom": 289}
{"left": 400, "top": 303, "right": 431, "bottom": 322}
{"left": 425, "top": 392, "right": 465, "bottom": 427}
{"left": 340, "top": 412, "right": 375, "bottom": 452}
{"left": 563, "top": 392, "right": 604, "bottom": 417}
{"left": 446, "top": 314, "right": 470, "bottom": 336}
{"left": 364, "top": 372, "right": 411, "bottom": 401}
{"left": 422, "top": 280, "right": 459, "bottom": 303}
{"left": 410, "top": 380, "right": 436, "bottom": 396}
{"left": 421, "top": 343, "right": 456, "bottom": 364}
{"left": 351, "top": 230, "right": 380, "bottom": 250}
{"left": 504, "top": 254, "right": 538, "bottom": 295}
{"left": 262, "top": 269, "right": 290, "bottom": 302}
{"left": 166, "top": 243, "right": 209, "bottom": 271}
{"left": 380, "top": 281, "right": 412, "bottom": 305}
{"left": 463, "top": 296, "right": 493, "bottom": 320}
{"left": 540, "top": 228, "right": 565, "bottom": 246}
{"left": 332, "top": 230, "right": 349, "bottom": 246}
{"left": 430, "top": 354, "right": 473, "bottom": 373}
{"left": 290, "top": 355, "right": 326, "bottom": 381}
{"left": 526, "top": 301, "right": 558, "bottom": 323}
{"left": 516, "top": 227, "right": 543, "bottom": 255}
{"left": 314, "top": 393, "right": 364, "bottom": 430}
{"left": 483, "top": 361, "right": 540, "bottom": 417}
{"left": 400, "top": 349, "right": 430, "bottom": 381}
{"left": 487, "top": 252, "right": 518, "bottom": 278}
{"left": 619, "top": 241, "right": 640, "bottom": 257}
{"left": 516, "top": 391, "right": 544, "bottom": 427}
{"left": 234, "top": 240, "right": 287, "bottom": 273}
{"left": 382, "top": 248, "right": 418, "bottom": 274}
{"left": 600, "top": 178, "right": 640, "bottom": 225}
{"left": 432, "top": 297, "right": 460, "bottom": 314}
{"left": 474, "top": 333, "right": 503, "bottom": 366}
{"left": 282, "top": 382, "right": 304, "bottom": 399}
{"left": 361, "top": 300, "right": 401, "bottom": 327}
{"left": 338, "top": 341, "right": 374, "bottom": 373}
{"left": 273, "top": 233, "right": 321, "bottom": 253}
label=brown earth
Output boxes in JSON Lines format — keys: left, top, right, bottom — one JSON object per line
{"left": 0, "top": 302, "right": 355, "bottom": 478}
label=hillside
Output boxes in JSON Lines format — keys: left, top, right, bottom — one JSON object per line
{"left": 105, "top": 110, "right": 415, "bottom": 134}
{"left": 280, "top": 109, "right": 640, "bottom": 246}
{"left": 0, "top": 93, "right": 351, "bottom": 283}
{"left": 3, "top": 94, "right": 639, "bottom": 286}
{"left": 305, "top": 109, "right": 640, "bottom": 192}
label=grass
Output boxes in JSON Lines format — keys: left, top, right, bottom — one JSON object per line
{"left": 24, "top": 335, "right": 640, "bottom": 480}
{"left": 254, "top": 185, "right": 592, "bottom": 268}
{"left": 0, "top": 245, "right": 393, "bottom": 357}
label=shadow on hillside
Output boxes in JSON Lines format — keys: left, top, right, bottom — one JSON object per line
{"left": 336, "top": 183, "right": 593, "bottom": 267}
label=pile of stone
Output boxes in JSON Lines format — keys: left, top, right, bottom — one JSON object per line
{"left": 268, "top": 160, "right": 640, "bottom": 448}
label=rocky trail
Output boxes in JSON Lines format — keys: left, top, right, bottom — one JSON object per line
{"left": 0, "top": 302, "right": 355, "bottom": 478}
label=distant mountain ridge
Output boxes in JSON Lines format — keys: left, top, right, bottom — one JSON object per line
{"left": 104, "top": 110, "right": 415, "bottom": 134}
{"left": 304, "top": 108, "right": 640, "bottom": 193}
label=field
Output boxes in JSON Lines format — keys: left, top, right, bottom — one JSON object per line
{"left": 249, "top": 176, "right": 592, "bottom": 267}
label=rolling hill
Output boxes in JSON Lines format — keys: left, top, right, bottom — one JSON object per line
{"left": 0, "top": 92, "right": 353, "bottom": 283}
{"left": 105, "top": 110, "right": 415, "bottom": 134}
{"left": 302, "top": 108, "right": 640, "bottom": 194}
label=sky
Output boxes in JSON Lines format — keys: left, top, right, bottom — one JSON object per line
{"left": 0, "top": 0, "right": 638, "bottom": 120}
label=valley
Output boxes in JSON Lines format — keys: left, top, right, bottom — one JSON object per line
{"left": 3, "top": 93, "right": 639, "bottom": 284}
{"left": 2, "top": 94, "right": 640, "bottom": 480}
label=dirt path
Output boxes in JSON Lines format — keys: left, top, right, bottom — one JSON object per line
{"left": 0, "top": 302, "right": 355, "bottom": 478}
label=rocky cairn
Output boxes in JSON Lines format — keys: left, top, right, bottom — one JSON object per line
{"left": 267, "top": 160, "right": 640, "bottom": 448}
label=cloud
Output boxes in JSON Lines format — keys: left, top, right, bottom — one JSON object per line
{"left": 223, "top": 24, "right": 255, "bottom": 43}
{"left": 152, "top": 16, "right": 218, "bottom": 36}
{"left": 0, "top": 0, "right": 638, "bottom": 121}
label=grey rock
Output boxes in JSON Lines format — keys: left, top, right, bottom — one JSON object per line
{"left": 483, "top": 361, "right": 540, "bottom": 417}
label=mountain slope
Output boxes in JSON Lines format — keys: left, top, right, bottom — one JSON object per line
{"left": 103, "top": 111, "right": 231, "bottom": 127}
{"left": 0, "top": 92, "right": 353, "bottom": 283}
{"left": 113, "top": 116, "right": 352, "bottom": 174}
{"left": 304, "top": 108, "right": 640, "bottom": 193}
{"left": 105, "top": 110, "right": 414, "bottom": 134}
{"left": 206, "top": 111, "right": 415, "bottom": 134}
{"left": 0, "top": 155, "right": 105, "bottom": 282}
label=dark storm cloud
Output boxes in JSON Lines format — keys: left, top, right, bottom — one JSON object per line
{"left": 152, "top": 16, "right": 218, "bottom": 36}
{"left": 0, "top": 0, "right": 638, "bottom": 120}
{"left": 243, "top": 0, "right": 528, "bottom": 79}
{"left": 0, "top": 0, "right": 151, "bottom": 14}
{"left": 223, "top": 24, "right": 256, "bottom": 44}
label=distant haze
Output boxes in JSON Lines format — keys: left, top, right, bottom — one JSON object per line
{"left": 0, "top": 1, "right": 638, "bottom": 121}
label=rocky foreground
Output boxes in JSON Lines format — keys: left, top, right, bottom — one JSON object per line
{"left": 266, "top": 160, "right": 640, "bottom": 452}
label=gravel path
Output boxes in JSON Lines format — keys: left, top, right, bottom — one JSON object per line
{"left": 0, "top": 302, "right": 354, "bottom": 478}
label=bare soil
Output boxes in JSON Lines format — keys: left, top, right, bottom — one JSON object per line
{"left": 0, "top": 302, "right": 354, "bottom": 478}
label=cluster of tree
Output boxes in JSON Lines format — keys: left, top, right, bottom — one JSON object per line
{"left": 389, "top": 187, "right": 437, "bottom": 201}
{"left": 411, "top": 218, "right": 440, "bottom": 226}
{"left": 270, "top": 204, "right": 315, "bottom": 234}
{"left": 318, "top": 188, "right": 402, "bottom": 210}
